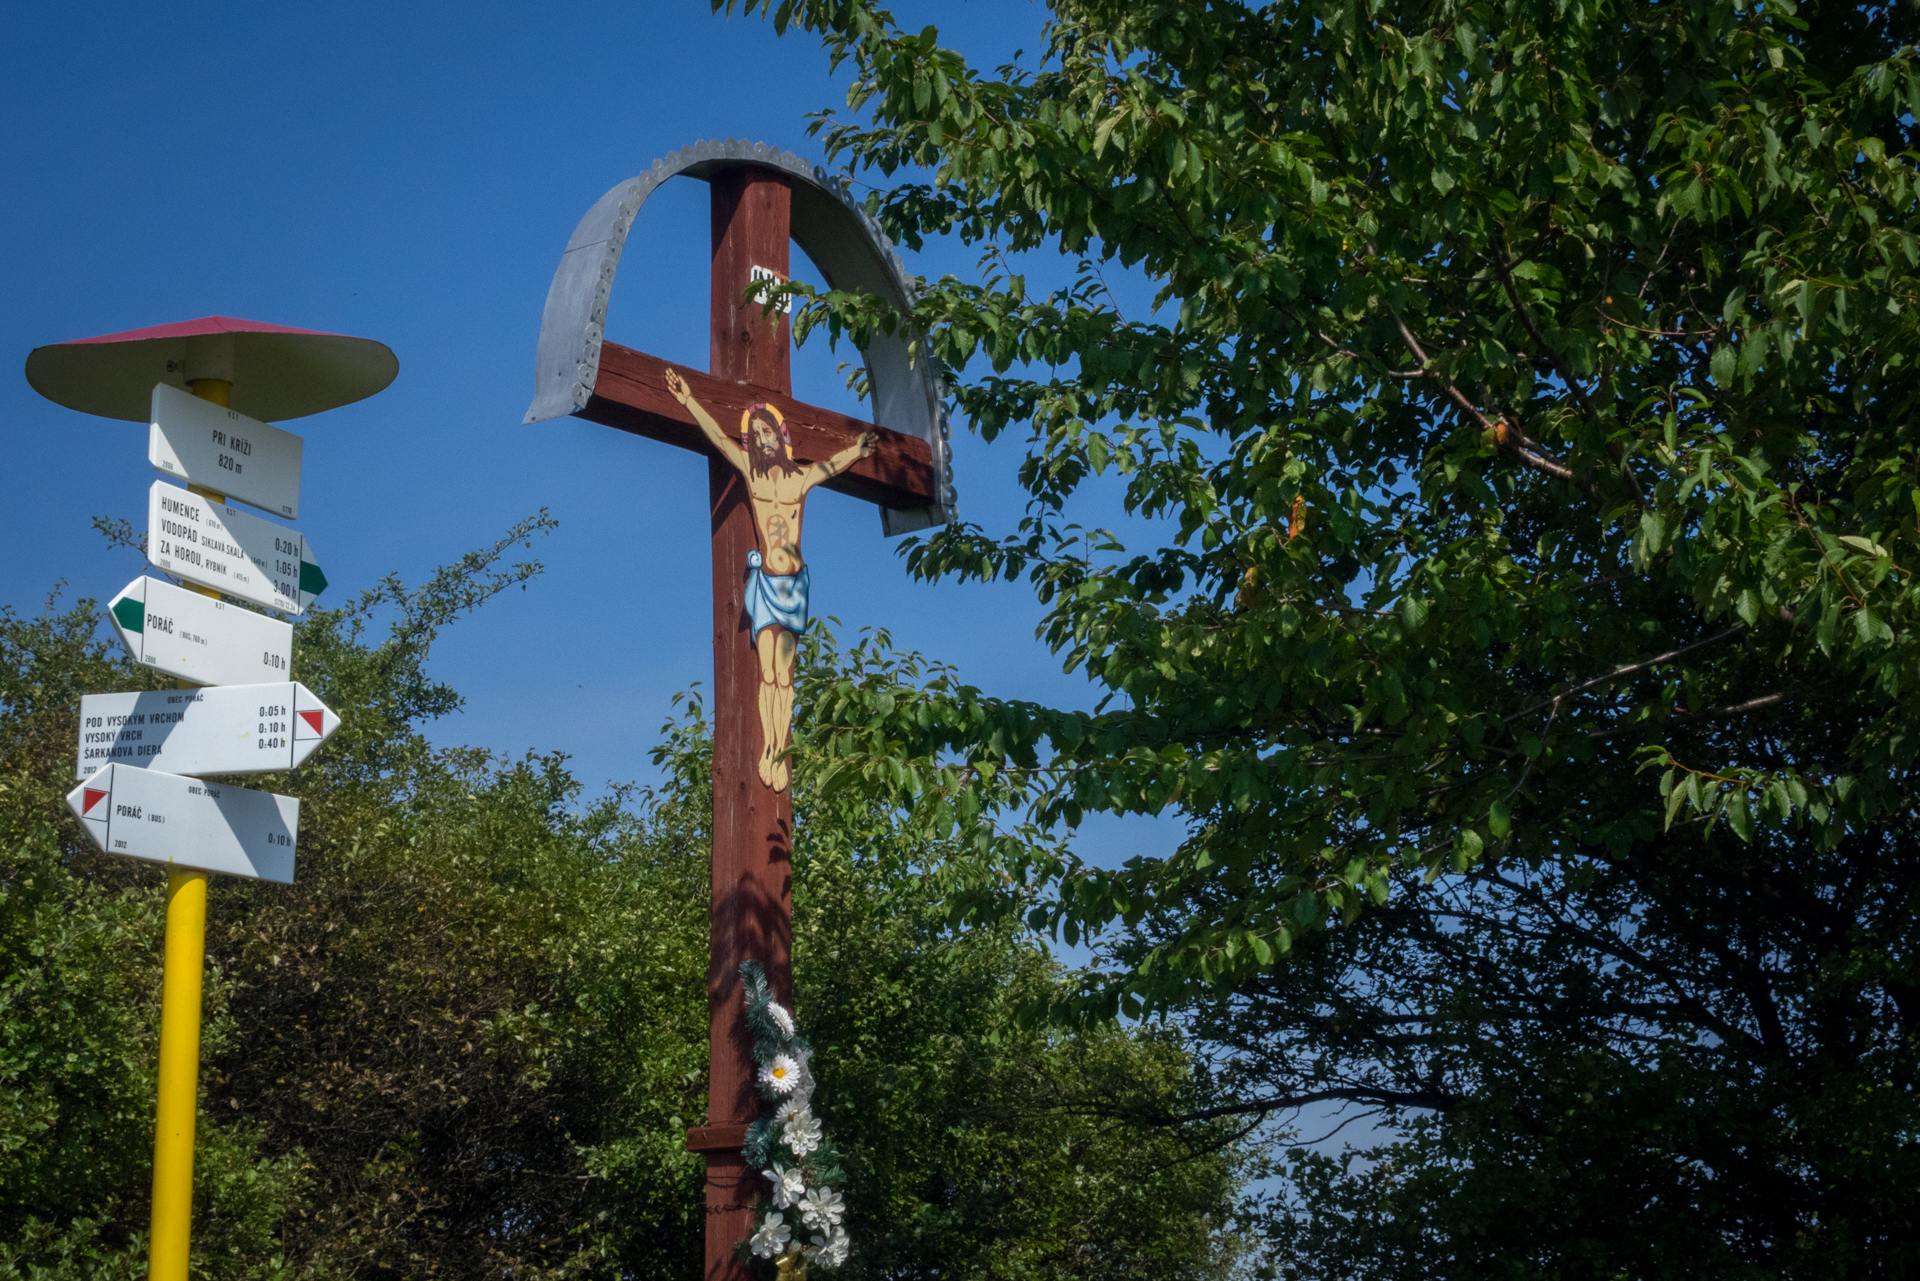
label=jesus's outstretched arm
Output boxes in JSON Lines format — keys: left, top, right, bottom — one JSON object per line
{"left": 803, "top": 431, "right": 877, "bottom": 492}
{"left": 664, "top": 368, "right": 748, "bottom": 471}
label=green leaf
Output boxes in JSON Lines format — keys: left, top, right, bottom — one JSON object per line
{"left": 1460, "top": 828, "right": 1485, "bottom": 863}
{"left": 1710, "top": 344, "right": 1737, "bottom": 387}
{"left": 1838, "top": 534, "right": 1889, "bottom": 559}
{"left": 1818, "top": 601, "right": 1841, "bottom": 653}
{"left": 1855, "top": 607, "right": 1894, "bottom": 644}
{"left": 1725, "top": 790, "right": 1753, "bottom": 843}
{"left": 815, "top": 758, "right": 856, "bottom": 800}
{"left": 1665, "top": 777, "right": 1691, "bottom": 830}
{"left": 1639, "top": 510, "right": 1668, "bottom": 556}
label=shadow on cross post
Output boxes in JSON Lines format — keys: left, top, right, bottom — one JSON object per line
{"left": 696, "top": 165, "right": 800, "bottom": 1281}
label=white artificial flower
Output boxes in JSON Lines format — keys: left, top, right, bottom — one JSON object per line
{"left": 749, "top": 1212, "right": 791, "bottom": 1259}
{"left": 781, "top": 1109, "right": 822, "bottom": 1158}
{"left": 763, "top": 1162, "right": 806, "bottom": 1210}
{"left": 766, "top": 1000, "right": 796, "bottom": 1037}
{"left": 759, "top": 1054, "right": 801, "bottom": 1095}
{"left": 807, "top": 1226, "right": 851, "bottom": 1268}
{"left": 775, "top": 1097, "right": 808, "bottom": 1124}
{"left": 799, "top": 1184, "right": 845, "bottom": 1230}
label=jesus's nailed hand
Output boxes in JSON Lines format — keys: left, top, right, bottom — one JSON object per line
{"left": 856, "top": 431, "right": 877, "bottom": 459}
{"left": 664, "top": 368, "right": 690, "bottom": 404}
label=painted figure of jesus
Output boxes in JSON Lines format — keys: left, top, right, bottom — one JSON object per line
{"left": 665, "top": 368, "right": 875, "bottom": 792}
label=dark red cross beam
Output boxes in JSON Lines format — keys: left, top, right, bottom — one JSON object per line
{"left": 570, "top": 166, "right": 938, "bottom": 1281}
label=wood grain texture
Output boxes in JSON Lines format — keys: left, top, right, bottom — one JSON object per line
{"left": 705, "top": 453, "right": 793, "bottom": 1134}
{"left": 581, "top": 342, "right": 938, "bottom": 511}
{"left": 684, "top": 1123, "right": 752, "bottom": 1153}
{"left": 702, "top": 164, "right": 794, "bottom": 1281}
{"left": 711, "top": 165, "right": 792, "bottom": 393}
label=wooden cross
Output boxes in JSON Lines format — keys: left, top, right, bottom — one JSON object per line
{"left": 565, "top": 165, "right": 940, "bottom": 1280}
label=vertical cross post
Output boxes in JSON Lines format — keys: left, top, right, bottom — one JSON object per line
{"left": 700, "top": 164, "right": 794, "bottom": 1281}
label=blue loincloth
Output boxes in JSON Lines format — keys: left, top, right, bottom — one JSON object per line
{"left": 745, "top": 550, "right": 810, "bottom": 639}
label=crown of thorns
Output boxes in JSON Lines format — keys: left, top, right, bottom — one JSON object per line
{"left": 740, "top": 403, "right": 792, "bottom": 457}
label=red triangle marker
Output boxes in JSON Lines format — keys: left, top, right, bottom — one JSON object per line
{"left": 298, "top": 710, "right": 325, "bottom": 734}
{"left": 82, "top": 788, "right": 108, "bottom": 815}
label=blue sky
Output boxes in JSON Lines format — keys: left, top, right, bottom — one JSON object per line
{"left": 2, "top": 0, "right": 1186, "bottom": 868}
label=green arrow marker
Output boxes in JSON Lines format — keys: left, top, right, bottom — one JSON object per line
{"left": 299, "top": 559, "right": 328, "bottom": 597}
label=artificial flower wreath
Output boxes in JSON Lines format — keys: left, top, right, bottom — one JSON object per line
{"left": 738, "top": 960, "right": 851, "bottom": 1273}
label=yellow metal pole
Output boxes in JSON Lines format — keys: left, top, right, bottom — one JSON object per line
{"left": 149, "top": 868, "right": 208, "bottom": 1281}
{"left": 147, "top": 375, "right": 232, "bottom": 1281}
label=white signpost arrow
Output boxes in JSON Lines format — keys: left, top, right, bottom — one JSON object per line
{"left": 146, "top": 482, "right": 327, "bottom": 614}
{"left": 149, "top": 382, "right": 303, "bottom": 519}
{"left": 76, "top": 681, "right": 339, "bottom": 779}
{"left": 67, "top": 762, "right": 299, "bottom": 884}
{"left": 107, "top": 576, "right": 293, "bottom": 688}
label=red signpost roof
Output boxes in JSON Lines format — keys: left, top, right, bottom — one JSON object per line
{"left": 25, "top": 315, "right": 398, "bottom": 422}
{"left": 54, "top": 315, "right": 336, "bottom": 346}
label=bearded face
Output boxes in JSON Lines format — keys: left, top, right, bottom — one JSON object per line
{"left": 747, "top": 415, "right": 787, "bottom": 476}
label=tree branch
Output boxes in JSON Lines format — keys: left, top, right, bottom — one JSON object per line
{"left": 1481, "top": 870, "right": 1766, "bottom": 1058}
{"left": 1138, "top": 1085, "right": 1458, "bottom": 1127}
{"left": 1583, "top": 690, "right": 1786, "bottom": 740}
{"left": 1506, "top": 624, "right": 1746, "bottom": 724}
{"left": 1490, "top": 238, "right": 1647, "bottom": 501}
{"left": 1392, "top": 314, "right": 1577, "bottom": 483}
{"left": 1687, "top": 691, "right": 1786, "bottom": 720}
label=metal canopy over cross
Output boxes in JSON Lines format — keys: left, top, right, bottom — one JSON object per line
{"left": 527, "top": 139, "right": 953, "bottom": 1280}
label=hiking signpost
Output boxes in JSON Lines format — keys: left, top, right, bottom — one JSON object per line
{"left": 148, "top": 381, "right": 306, "bottom": 518}
{"left": 106, "top": 575, "right": 295, "bottom": 686}
{"left": 75, "top": 681, "right": 340, "bottom": 778}
{"left": 527, "top": 139, "right": 954, "bottom": 1278}
{"left": 145, "top": 480, "right": 328, "bottom": 613}
{"left": 67, "top": 764, "right": 302, "bottom": 883}
{"left": 25, "top": 316, "right": 396, "bottom": 1281}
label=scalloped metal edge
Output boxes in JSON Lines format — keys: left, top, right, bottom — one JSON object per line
{"left": 527, "top": 137, "right": 954, "bottom": 529}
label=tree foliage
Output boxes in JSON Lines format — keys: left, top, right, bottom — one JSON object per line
{"left": 1162, "top": 856, "right": 1917, "bottom": 1277}
{"left": 790, "top": 634, "right": 1246, "bottom": 1280}
{"left": 763, "top": 0, "right": 1920, "bottom": 1006}
{"left": 724, "top": 0, "right": 1920, "bottom": 1272}
{"left": 0, "top": 529, "right": 1241, "bottom": 1280}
